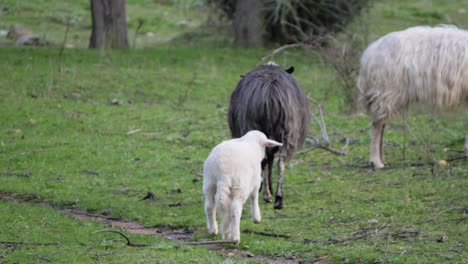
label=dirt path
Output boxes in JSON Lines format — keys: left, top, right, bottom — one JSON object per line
{"left": 0, "top": 193, "right": 327, "bottom": 264}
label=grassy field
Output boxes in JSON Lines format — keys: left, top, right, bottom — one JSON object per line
{"left": 0, "top": 0, "right": 467, "bottom": 263}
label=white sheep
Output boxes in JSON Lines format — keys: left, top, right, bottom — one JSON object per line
{"left": 358, "top": 25, "right": 468, "bottom": 168}
{"left": 203, "top": 130, "right": 282, "bottom": 243}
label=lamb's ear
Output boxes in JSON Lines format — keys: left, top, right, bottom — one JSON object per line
{"left": 285, "top": 66, "right": 294, "bottom": 74}
{"left": 263, "top": 139, "right": 283, "bottom": 148}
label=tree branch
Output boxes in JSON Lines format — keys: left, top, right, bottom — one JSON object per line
{"left": 258, "top": 43, "right": 313, "bottom": 65}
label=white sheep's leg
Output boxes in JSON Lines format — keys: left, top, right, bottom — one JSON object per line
{"left": 370, "top": 120, "right": 386, "bottom": 169}
{"left": 250, "top": 188, "right": 261, "bottom": 223}
{"left": 380, "top": 123, "right": 386, "bottom": 163}
{"left": 274, "top": 154, "right": 286, "bottom": 209}
{"left": 204, "top": 192, "right": 218, "bottom": 235}
{"left": 230, "top": 198, "right": 243, "bottom": 244}
{"left": 464, "top": 134, "right": 468, "bottom": 156}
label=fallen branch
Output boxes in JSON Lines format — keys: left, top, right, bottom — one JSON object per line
{"left": 326, "top": 233, "right": 371, "bottom": 245}
{"left": 81, "top": 169, "right": 99, "bottom": 176}
{"left": 308, "top": 97, "right": 330, "bottom": 145}
{"left": 184, "top": 240, "right": 237, "bottom": 245}
{"left": 330, "top": 123, "right": 350, "bottom": 152}
{"left": 0, "top": 241, "right": 59, "bottom": 246}
{"left": 295, "top": 96, "right": 349, "bottom": 156}
{"left": 304, "top": 224, "right": 387, "bottom": 245}
{"left": 299, "top": 255, "right": 329, "bottom": 264}
{"left": 382, "top": 233, "right": 391, "bottom": 264}
{"left": 92, "top": 229, "right": 154, "bottom": 247}
{"left": 296, "top": 137, "right": 346, "bottom": 156}
{"left": 436, "top": 206, "right": 467, "bottom": 216}
{"left": 385, "top": 230, "right": 425, "bottom": 240}
{"left": 126, "top": 128, "right": 142, "bottom": 135}
{"left": 1, "top": 170, "right": 31, "bottom": 177}
{"left": 243, "top": 229, "right": 291, "bottom": 239}
{"left": 445, "top": 155, "right": 468, "bottom": 162}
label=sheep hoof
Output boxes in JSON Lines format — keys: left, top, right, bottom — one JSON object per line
{"left": 253, "top": 217, "right": 261, "bottom": 223}
{"left": 263, "top": 195, "right": 272, "bottom": 203}
{"left": 370, "top": 160, "right": 385, "bottom": 169}
{"left": 208, "top": 227, "right": 218, "bottom": 235}
{"left": 274, "top": 196, "right": 283, "bottom": 209}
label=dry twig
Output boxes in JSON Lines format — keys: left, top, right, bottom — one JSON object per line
{"left": 0, "top": 241, "right": 59, "bottom": 246}
{"left": 243, "top": 229, "right": 291, "bottom": 239}
{"left": 295, "top": 97, "right": 349, "bottom": 156}
{"left": 184, "top": 240, "right": 237, "bottom": 245}
{"left": 0, "top": 170, "right": 31, "bottom": 177}
{"left": 92, "top": 229, "right": 154, "bottom": 247}
{"left": 258, "top": 43, "right": 313, "bottom": 65}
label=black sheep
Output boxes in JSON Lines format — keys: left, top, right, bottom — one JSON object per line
{"left": 228, "top": 62, "right": 311, "bottom": 209}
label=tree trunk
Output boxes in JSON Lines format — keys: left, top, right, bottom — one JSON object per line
{"left": 233, "top": 0, "right": 263, "bottom": 47}
{"left": 89, "top": 0, "right": 129, "bottom": 49}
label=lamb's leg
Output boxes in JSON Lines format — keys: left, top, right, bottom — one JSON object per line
{"left": 216, "top": 186, "right": 231, "bottom": 240}
{"left": 221, "top": 203, "right": 232, "bottom": 241}
{"left": 262, "top": 154, "right": 274, "bottom": 203}
{"left": 370, "top": 120, "right": 386, "bottom": 169}
{"left": 230, "top": 198, "right": 243, "bottom": 244}
{"left": 274, "top": 154, "right": 285, "bottom": 209}
{"left": 250, "top": 188, "right": 261, "bottom": 223}
{"left": 204, "top": 191, "right": 218, "bottom": 235}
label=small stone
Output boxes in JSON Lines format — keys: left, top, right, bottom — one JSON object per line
{"left": 368, "top": 218, "right": 378, "bottom": 224}
{"left": 27, "top": 119, "right": 36, "bottom": 126}
{"left": 69, "top": 92, "right": 81, "bottom": 99}
{"left": 110, "top": 99, "right": 120, "bottom": 105}
{"left": 435, "top": 160, "right": 448, "bottom": 167}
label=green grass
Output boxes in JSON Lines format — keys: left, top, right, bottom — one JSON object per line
{"left": 0, "top": 199, "right": 224, "bottom": 263}
{"left": 1, "top": 0, "right": 467, "bottom": 263}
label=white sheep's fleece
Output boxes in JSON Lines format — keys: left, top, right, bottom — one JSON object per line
{"left": 358, "top": 25, "right": 468, "bottom": 122}
{"left": 358, "top": 25, "right": 468, "bottom": 168}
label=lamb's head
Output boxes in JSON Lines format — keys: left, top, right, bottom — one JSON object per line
{"left": 242, "top": 130, "right": 283, "bottom": 158}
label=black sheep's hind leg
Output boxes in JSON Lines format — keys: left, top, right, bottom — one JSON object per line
{"left": 274, "top": 156, "right": 285, "bottom": 209}
{"left": 262, "top": 155, "right": 273, "bottom": 203}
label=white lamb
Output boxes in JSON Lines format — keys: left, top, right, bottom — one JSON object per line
{"left": 203, "top": 130, "right": 282, "bottom": 243}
